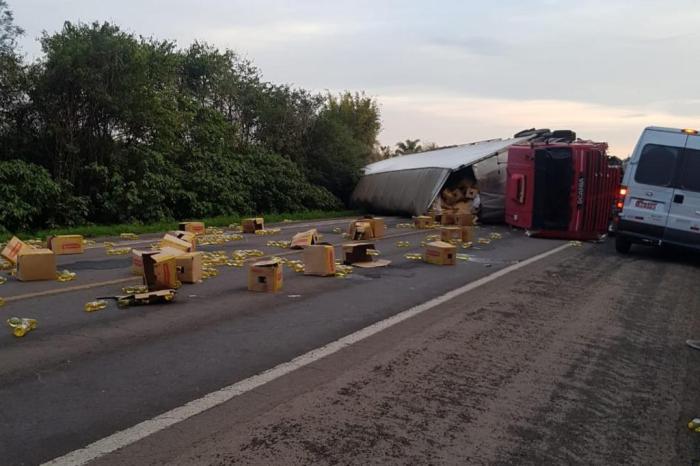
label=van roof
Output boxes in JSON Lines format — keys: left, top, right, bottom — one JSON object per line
{"left": 646, "top": 126, "right": 699, "bottom": 134}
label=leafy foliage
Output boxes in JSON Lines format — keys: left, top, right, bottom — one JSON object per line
{"left": 0, "top": 8, "right": 379, "bottom": 232}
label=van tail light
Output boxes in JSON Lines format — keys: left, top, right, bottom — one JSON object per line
{"left": 616, "top": 185, "right": 628, "bottom": 212}
{"left": 619, "top": 186, "right": 628, "bottom": 197}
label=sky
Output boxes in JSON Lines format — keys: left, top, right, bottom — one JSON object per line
{"left": 10, "top": 0, "right": 700, "bottom": 157}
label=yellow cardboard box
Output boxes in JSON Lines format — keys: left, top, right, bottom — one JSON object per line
{"left": 413, "top": 215, "right": 432, "bottom": 229}
{"left": 290, "top": 228, "right": 319, "bottom": 249}
{"left": 303, "top": 244, "right": 336, "bottom": 276}
{"left": 178, "top": 221, "right": 205, "bottom": 235}
{"left": 440, "top": 226, "right": 474, "bottom": 243}
{"left": 1, "top": 236, "right": 31, "bottom": 264}
{"left": 176, "top": 252, "right": 203, "bottom": 283}
{"left": 142, "top": 252, "right": 178, "bottom": 291}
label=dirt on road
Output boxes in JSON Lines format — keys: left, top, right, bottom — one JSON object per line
{"left": 98, "top": 242, "right": 700, "bottom": 465}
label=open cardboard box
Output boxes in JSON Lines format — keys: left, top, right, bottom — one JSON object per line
{"left": 424, "top": 241, "right": 456, "bottom": 265}
{"left": 16, "top": 248, "right": 57, "bottom": 281}
{"left": 47, "top": 235, "right": 84, "bottom": 255}
{"left": 176, "top": 252, "right": 203, "bottom": 283}
{"left": 290, "top": 228, "right": 319, "bottom": 249}
{"left": 242, "top": 217, "right": 264, "bottom": 233}
{"left": 142, "top": 251, "right": 179, "bottom": 291}
{"left": 167, "top": 230, "right": 197, "bottom": 250}
{"left": 160, "top": 234, "right": 195, "bottom": 254}
{"left": 248, "top": 259, "right": 283, "bottom": 292}
{"left": 1, "top": 236, "right": 32, "bottom": 264}
{"left": 348, "top": 217, "right": 385, "bottom": 240}
{"left": 342, "top": 242, "right": 390, "bottom": 268}
{"left": 303, "top": 244, "right": 336, "bottom": 276}
{"left": 178, "top": 221, "right": 205, "bottom": 235}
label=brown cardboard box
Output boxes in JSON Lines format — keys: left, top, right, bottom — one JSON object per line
{"left": 248, "top": 259, "right": 283, "bottom": 292}
{"left": 178, "top": 221, "right": 205, "bottom": 235}
{"left": 342, "top": 242, "right": 391, "bottom": 268}
{"left": 413, "top": 215, "right": 432, "bottom": 229}
{"left": 424, "top": 241, "right": 456, "bottom": 265}
{"left": 159, "top": 234, "right": 195, "bottom": 253}
{"left": 1, "top": 236, "right": 31, "bottom": 264}
{"left": 290, "top": 228, "right": 319, "bottom": 249}
{"left": 131, "top": 249, "right": 148, "bottom": 275}
{"left": 47, "top": 235, "right": 84, "bottom": 255}
{"left": 441, "top": 211, "right": 456, "bottom": 225}
{"left": 176, "top": 252, "right": 203, "bottom": 283}
{"left": 16, "top": 248, "right": 57, "bottom": 281}
{"left": 454, "top": 213, "right": 476, "bottom": 226}
{"left": 349, "top": 217, "right": 385, "bottom": 239}
{"left": 303, "top": 244, "right": 336, "bottom": 276}
{"left": 348, "top": 221, "right": 374, "bottom": 240}
{"left": 142, "top": 252, "right": 178, "bottom": 291}
{"left": 440, "top": 226, "right": 474, "bottom": 243}
{"left": 167, "top": 230, "right": 197, "bottom": 250}
{"left": 242, "top": 217, "right": 264, "bottom": 233}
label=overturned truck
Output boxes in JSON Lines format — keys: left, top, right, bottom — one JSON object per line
{"left": 352, "top": 132, "right": 542, "bottom": 223}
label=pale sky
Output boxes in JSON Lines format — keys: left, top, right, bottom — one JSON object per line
{"left": 11, "top": 0, "right": 700, "bottom": 156}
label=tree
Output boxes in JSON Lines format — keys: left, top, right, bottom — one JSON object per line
{"left": 0, "top": 0, "right": 22, "bottom": 55}
{"left": 395, "top": 139, "right": 422, "bottom": 155}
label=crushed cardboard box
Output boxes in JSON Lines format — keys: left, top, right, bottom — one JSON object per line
{"left": 46, "top": 235, "right": 84, "bottom": 255}
{"left": 242, "top": 218, "right": 264, "bottom": 233}
{"left": 425, "top": 241, "right": 456, "bottom": 265}
{"left": 142, "top": 251, "right": 178, "bottom": 291}
{"left": 248, "top": 259, "right": 283, "bottom": 292}
{"left": 440, "top": 226, "right": 475, "bottom": 243}
{"left": 176, "top": 252, "right": 203, "bottom": 283}
{"left": 16, "top": 248, "right": 57, "bottom": 281}
{"left": 1, "top": 236, "right": 32, "bottom": 264}
{"left": 178, "top": 221, "right": 205, "bottom": 235}
{"left": 303, "top": 244, "right": 336, "bottom": 276}
{"left": 342, "top": 242, "right": 390, "bottom": 268}
{"left": 290, "top": 228, "right": 319, "bottom": 249}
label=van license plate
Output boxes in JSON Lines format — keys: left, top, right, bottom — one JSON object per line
{"left": 635, "top": 200, "right": 657, "bottom": 210}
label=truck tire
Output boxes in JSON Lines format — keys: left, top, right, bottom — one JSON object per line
{"left": 615, "top": 235, "right": 632, "bottom": 254}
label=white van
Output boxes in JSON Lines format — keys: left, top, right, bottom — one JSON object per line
{"left": 616, "top": 126, "right": 700, "bottom": 253}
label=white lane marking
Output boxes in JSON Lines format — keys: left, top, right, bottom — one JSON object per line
{"left": 43, "top": 242, "right": 571, "bottom": 466}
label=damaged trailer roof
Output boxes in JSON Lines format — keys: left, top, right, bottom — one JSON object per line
{"left": 352, "top": 136, "right": 531, "bottom": 220}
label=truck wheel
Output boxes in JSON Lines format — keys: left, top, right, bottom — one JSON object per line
{"left": 615, "top": 235, "right": 632, "bottom": 254}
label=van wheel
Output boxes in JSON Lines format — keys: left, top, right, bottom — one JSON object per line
{"left": 615, "top": 235, "right": 632, "bottom": 254}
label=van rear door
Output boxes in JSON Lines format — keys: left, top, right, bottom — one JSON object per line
{"left": 623, "top": 129, "right": 686, "bottom": 237}
{"left": 664, "top": 134, "right": 700, "bottom": 247}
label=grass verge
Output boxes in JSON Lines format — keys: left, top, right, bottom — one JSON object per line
{"left": 1, "top": 210, "right": 359, "bottom": 242}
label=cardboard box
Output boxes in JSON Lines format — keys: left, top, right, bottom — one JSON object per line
{"left": 303, "top": 244, "right": 336, "bottom": 276}
{"left": 342, "top": 242, "right": 391, "bottom": 268}
{"left": 466, "top": 187, "right": 479, "bottom": 199}
{"left": 454, "top": 213, "right": 476, "bottom": 226}
{"left": 440, "top": 226, "right": 474, "bottom": 243}
{"left": 441, "top": 212, "right": 456, "bottom": 225}
{"left": 424, "top": 241, "right": 456, "bottom": 265}
{"left": 167, "top": 230, "right": 197, "bottom": 250}
{"left": 160, "top": 234, "right": 195, "bottom": 254}
{"left": 132, "top": 249, "right": 148, "bottom": 275}
{"left": 413, "top": 215, "right": 432, "bottom": 229}
{"left": 365, "top": 217, "right": 386, "bottom": 238}
{"left": 142, "top": 252, "right": 178, "bottom": 291}
{"left": 248, "top": 259, "right": 283, "bottom": 292}
{"left": 242, "top": 217, "right": 264, "bottom": 233}
{"left": 16, "top": 248, "right": 57, "bottom": 281}
{"left": 176, "top": 252, "right": 203, "bottom": 283}
{"left": 348, "top": 221, "right": 374, "bottom": 240}
{"left": 47, "top": 235, "right": 84, "bottom": 255}
{"left": 290, "top": 228, "right": 319, "bottom": 249}
{"left": 178, "top": 221, "right": 205, "bottom": 235}
{"left": 1, "top": 236, "right": 31, "bottom": 264}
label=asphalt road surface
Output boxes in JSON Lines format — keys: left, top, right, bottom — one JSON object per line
{"left": 2, "top": 218, "right": 700, "bottom": 465}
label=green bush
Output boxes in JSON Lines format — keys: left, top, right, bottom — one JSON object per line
{"left": 0, "top": 160, "right": 60, "bottom": 231}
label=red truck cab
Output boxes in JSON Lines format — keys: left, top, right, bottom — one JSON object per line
{"left": 505, "top": 139, "right": 621, "bottom": 240}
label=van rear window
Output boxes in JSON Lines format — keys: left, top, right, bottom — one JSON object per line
{"left": 635, "top": 144, "right": 680, "bottom": 187}
{"left": 679, "top": 149, "right": 700, "bottom": 192}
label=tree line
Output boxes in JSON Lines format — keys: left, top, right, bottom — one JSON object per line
{"left": 0, "top": 1, "right": 383, "bottom": 232}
